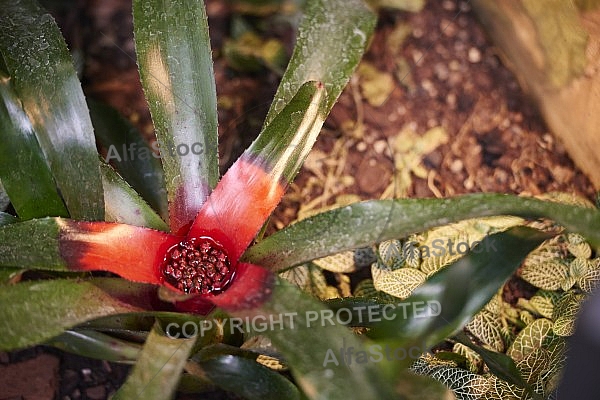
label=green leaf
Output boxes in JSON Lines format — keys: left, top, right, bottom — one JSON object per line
{"left": 223, "top": 279, "right": 398, "bottom": 400}
{"left": 369, "top": 227, "right": 551, "bottom": 348}
{"left": 113, "top": 323, "right": 196, "bottom": 400}
{"left": 133, "top": 0, "right": 218, "bottom": 234}
{"left": 0, "top": 217, "right": 65, "bottom": 269}
{"left": 265, "top": 0, "right": 377, "bottom": 125}
{"left": 0, "top": 70, "right": 68, "bottom": 219}
{"left": 47, "top": 329, "right": 142, "bottom": 363}
{"left": 455, "top": 332, "right": 535, "bottom": 396}
{"left": 0, "top": 278, "right": 158, "bottom": 350}
{"left": 0, "top": 211, "right": 17, "bottom": 226}
{"left": 246, "top": 81, "right": 328, "bottom": 184}
{"left": 244, "top": 194, "right": 600, "bottom": 271}
{"left": 89, "top": 100, "right": 168, "bottom": 220}
{"left": 100, "top": 162, "right": 169, "bottom": 231}
{"left": 0, "top": 1, "right": 104, "bottom": 220}
{"left": 187, "top": 344, "right": 301, "bottom": 400}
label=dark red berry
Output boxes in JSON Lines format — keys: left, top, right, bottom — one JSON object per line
{"left": 161, "top": 237, "right": 234, "bottom": 294}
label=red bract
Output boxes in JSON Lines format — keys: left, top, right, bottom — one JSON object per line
{"left": 58, "top": 155, "right": 284, "bottom": 314}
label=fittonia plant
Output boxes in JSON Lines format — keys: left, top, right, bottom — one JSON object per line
{"left": 1, "top": 1, "right": 600, "bottom": 399}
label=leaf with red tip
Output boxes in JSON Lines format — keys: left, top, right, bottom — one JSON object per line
{"left": 133, "top": 0, "right": 219, "bottom": 235}
{"left": 0, "top": 278, "right": 160, "bottom": 351}
{"left": 188, "top": 82, "right": 326, "bottom": 259}
{"left": 265, "top": 0, "right": 376, "bottom": 125}
{"left": 219, "top": 279, "right": 398, "bottom": 399}
{"left": 187, "top": 157, "right": 285, "bottom": 262}
{"left": 245, "top": 194, "right": 600, "bottom": 270}
{"left": 58, "top": 220, "right": 181, "bottom": 284}
{"left": 209, "top": 263, "right": 274, "bottom": 312}
{"left": 100, "top": 162, "right": 169, "bottom": 232}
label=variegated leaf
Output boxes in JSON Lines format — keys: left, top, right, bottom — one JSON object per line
{"left": 420, "top": 249, "right": 462, "bottom": 276}
{"left": 569, "top": 257, "right": 591, "bottom": 278}
{"left": 416, "top": 216, "right": 525, "bottom": 276}
{"left": 410, "top": 353, "right": 457, "bottom": 375}
{"left": 519, "top": 310, "right": 536, "bottom": 326}
{"left": 579, "top": 265, "right": 600, "bottom": 293}
{"left": 552, "top": 291, "right": 585, "bottom": 336}
{"left": 507, "top": 318, "right": 554, "bottom": 362}
{"left": 312, "top": 251, "right": 357, "bottom": 273}
{"left": 482, "top": 374, "right": 523, "bottom": 400}
{"left": 566, "top": 233, "right": 592, "bottom": 259}
{"left": 372, "top": 262, "right": 427, "bottom": 299}
{"left": 402, "top": 240, "right": 421, "bottom": 268}
{"left": 378, "top": 239, "right": 404, "bottom": 269}
{"left": 466, "top": 310, "right": 505, "bottom": 352}
{"left": 520, "top": 240, "right": 569, "bottom": 290}
{"left": 483, "top": 293, "right": 502, "bottom": 315}
{"left": 535, "top": 191, "right": 596, "bottom": 208}
{"left": 353, "top": 279, "right": 398, "bottom": 303}
{"left": 256, "top": 354, "right": 287, "bottom": 371}
{"left": 279, "top": 264, "right": 338, "bottom": 300}
{"left": 453, "top": 342, "right": 483, "bottom": 373}
{"left": 519, "top": 290, "right": 559, "bottom": 320}
{"left": 515, "top": 347, "right": 549, "bottom": 384}
{"left": 429, "top": 366, "right": 491, "bottom": 400}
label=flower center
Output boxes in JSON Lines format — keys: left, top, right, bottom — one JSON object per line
{"left": 161, "top": 237, "right": 234, "bottom": 294}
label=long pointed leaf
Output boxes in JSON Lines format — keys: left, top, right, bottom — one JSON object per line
{"left": 245, "top": 194, "right": 600, "bottom": 270}
{"left": 265, "top": 0, "right": 377, "bottom": 125}
{"left": 90, "top": 100, "right": 168, "bottom": 220}
{"left": 133, "top": 0, "right": 219, "bottom": 235}
{"left": 246, "top": 81, "right": 327, "bottom": 184}
{"left": 218, "top": 279, "right": 398, "bottom": 400}
{"left": 186, "top": 82, "right": 327, "bottom": 255}
{"left": 0, "top": 1, "right": 103, "bottom": 220}
{"left": 47, "top": 329, "right": 142, "bottom": 363}
{"left": 113, "top": 323, "right": 196, "bottom": 400}
{"left": 101, "top": 162, "right": 169, "bottom": 231}
{"left": 454, "top": 332, "right": 535, "bottom": 395}
{"left": 0, "top": 217, "right": 66, "bottom": 269}
{"left": 0, "top": 71, "right": 68, "bottom": 219}
{"left": 187, "top": 344, "right": 301, "bottom": 400}
{"left": 0, "top": 278, "right": 160, "bottom": 350}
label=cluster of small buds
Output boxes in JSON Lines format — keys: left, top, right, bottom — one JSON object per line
{"left": 161, "top": 237, "right": 233, "bottom": 294}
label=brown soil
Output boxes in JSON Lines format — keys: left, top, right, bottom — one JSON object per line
{"left": 2, "top": 0, "right": 595, "bottom": 399}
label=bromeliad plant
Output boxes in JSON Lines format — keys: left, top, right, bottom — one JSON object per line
{"left": 1, "top": 0, "right": 600, "bottom": 399}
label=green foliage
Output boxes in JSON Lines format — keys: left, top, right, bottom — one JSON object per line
{"left": 363, "top": 193, "right": 596, "bottom": 399}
